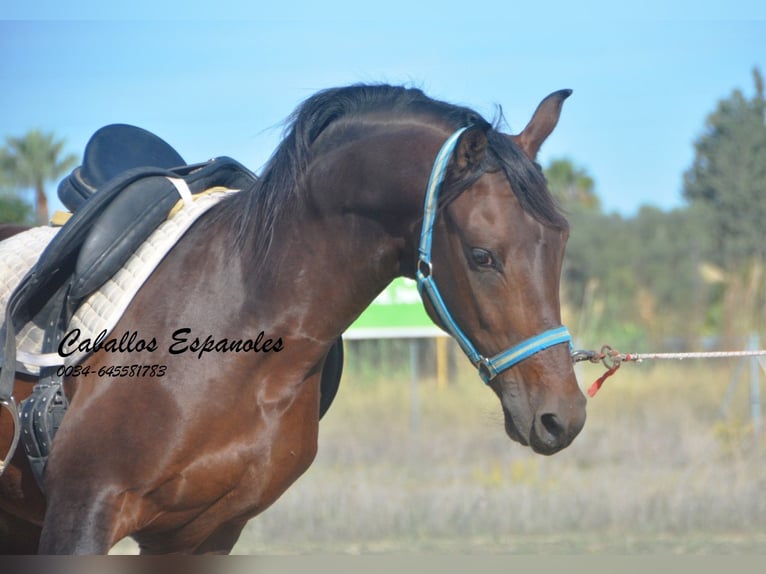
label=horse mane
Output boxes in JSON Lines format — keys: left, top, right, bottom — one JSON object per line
{"left": 208, "top": 83, "right": 567, "bottom": 259}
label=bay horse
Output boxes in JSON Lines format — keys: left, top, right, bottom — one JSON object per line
{"left": 0, "top": 84, "right": 586, "bottom": 554}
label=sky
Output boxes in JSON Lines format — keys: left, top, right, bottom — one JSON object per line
{"left": 1, "top": 2, "right": 765, "bottom": 217}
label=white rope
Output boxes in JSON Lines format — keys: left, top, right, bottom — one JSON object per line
{"left": 573, "top": 346, "right": 766, "bottom": 365}
{"left": 624, "top": 349, "right": 766, "bottom": 362}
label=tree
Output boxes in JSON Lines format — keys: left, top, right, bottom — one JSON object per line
{"left": 683, "top": 67, "right": 766, "bottom": 267}
{"left": 0, "top": 130, "right": 77, "bottom": 225}
{"left": 544, "top": 158, "right": 600, "bottom": 212}
{"left": 549, "top": 155, "right": 720, "bottom": 348}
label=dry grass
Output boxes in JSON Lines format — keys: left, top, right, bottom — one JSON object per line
{"left": 232, "top": 358, "right": 766, "bottom": 554}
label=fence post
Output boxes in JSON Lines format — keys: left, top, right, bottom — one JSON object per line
{"left": 436, "top": 336, "right": 448, "bottom": 389}
{"left": 750, "top": 333, "right": 762, "bottom": 435}
{"left": 409, "top": 338, "right": 420, "bottom": 433}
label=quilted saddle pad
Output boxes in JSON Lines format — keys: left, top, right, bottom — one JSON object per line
{"left": 0, "top": 187, "right": 238, "bottom": 374}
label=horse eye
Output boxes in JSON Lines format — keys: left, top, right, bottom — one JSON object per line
{"left": 470, "top": 247, "right": 495, "bottom": 268}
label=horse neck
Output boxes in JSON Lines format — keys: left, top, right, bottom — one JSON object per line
{"left": 251, "top": 127, "right": 440, "bottom": 345}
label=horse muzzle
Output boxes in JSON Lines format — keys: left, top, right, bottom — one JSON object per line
{"left": 498, "top": 373, "right": 587, "bottom": 455}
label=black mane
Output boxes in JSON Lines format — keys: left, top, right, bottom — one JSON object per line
{"left": 210, "top": 83, "right": 567, "bottom": 257}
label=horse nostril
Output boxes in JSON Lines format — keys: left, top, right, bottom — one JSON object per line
{"left": 540, "top": 413, "right": 565, "bottom": 441}
{"left": 529, "top": 400, "right": 586, "bottom": 455}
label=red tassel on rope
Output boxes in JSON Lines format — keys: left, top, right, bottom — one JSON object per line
{"left": 587, "top": 362, "right": 621, "bottom": 397}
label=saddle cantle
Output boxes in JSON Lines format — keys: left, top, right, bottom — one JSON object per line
{"left": 58, "top": 124, "right": 187, "bottom": 212}
{"left": 0, "top": 124, "right": 345, "bottom": 485}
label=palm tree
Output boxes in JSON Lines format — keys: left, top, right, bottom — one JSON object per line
{"left": 1, "top": 130, "right": 77, "bottom": 225}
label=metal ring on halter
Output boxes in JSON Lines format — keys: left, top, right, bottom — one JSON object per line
{"left": 417, "top": 259, "right": 432, "bottom": 279}
{"left": 477, "top": 358, "right": 495, "bottom": 384}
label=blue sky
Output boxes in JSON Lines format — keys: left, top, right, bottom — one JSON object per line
{"left": 1, "top": 2, "right": 764, "bottom": 216}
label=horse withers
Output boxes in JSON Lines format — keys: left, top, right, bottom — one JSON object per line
{"left": 0, "top": 84, "right": 586, "bottom": 554}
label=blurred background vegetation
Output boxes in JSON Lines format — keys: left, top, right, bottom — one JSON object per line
{"left": 558, "top": 67, "right": 766, "bottom": 352}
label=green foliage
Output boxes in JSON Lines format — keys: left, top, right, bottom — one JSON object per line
{"left": 0, "top": 192, "right": 33, "bottom": 224}
{"left": 683, "top": 68, "right": 766, "bottom": 267}
{"left": 0, "top": 150, "right": 34, "bottom": 224}
{"left": 544, "top": 157, "right": 600, "bottom": 212}
{"left": 563, "top": 205, "right": 715, "bottom": 348}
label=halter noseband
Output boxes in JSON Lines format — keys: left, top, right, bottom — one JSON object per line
{"left": 415, "top": 127, "right": 572, "bottom": 384}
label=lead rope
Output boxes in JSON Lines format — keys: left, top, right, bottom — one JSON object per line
{"left": 572, "top": 345, "right": 766, "bottom": 397}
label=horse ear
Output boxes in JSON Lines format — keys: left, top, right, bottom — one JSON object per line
{"left": 448, "top": 126, "right": 488, "bottom": 180}
{"left": 512, "top": 89, "right": 572, "bottom": 160}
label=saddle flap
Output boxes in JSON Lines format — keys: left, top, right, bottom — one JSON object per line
{"left": 71, "top": 176, "right": 180, "bottom": 300}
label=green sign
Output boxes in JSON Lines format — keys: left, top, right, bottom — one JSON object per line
{"left": 346, "top": 277, "right": 445, "bottom": 339}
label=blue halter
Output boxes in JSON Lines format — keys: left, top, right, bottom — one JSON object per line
{"left": 415, "top": 127, "right": 572, "bottom": 384}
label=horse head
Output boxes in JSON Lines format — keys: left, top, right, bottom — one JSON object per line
{"left": 415, "top": 90, "right": 586, "bottom": 454}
